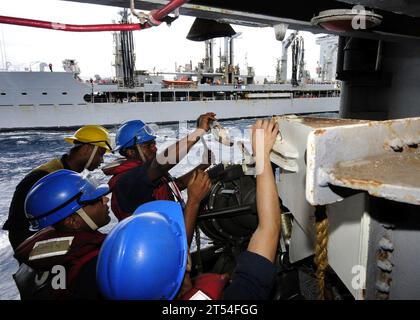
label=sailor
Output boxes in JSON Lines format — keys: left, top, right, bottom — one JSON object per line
{"left": 13, "top": 167, "right": 211, "bottom": 300}
{"left": 13, "top": 169, "right": 110, "bottom": 300}
{"left": 102, "top": 112, "right": 215, "bottom": 223}
{"left": 2, "top": 125, "right": 112, "bottom": 252}
{"left": 97, "top": 200, "right": 229, "bottom": 300}
{"left": 96, "top": 119, "right": 281, "bottom": 300}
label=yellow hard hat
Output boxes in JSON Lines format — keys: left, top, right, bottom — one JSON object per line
{"left": 64, "top": 125, "right": 112, "bottom": 153}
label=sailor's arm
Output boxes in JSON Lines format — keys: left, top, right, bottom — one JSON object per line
{"left": 183, "top": 170, "right": 212, "bottom": 247}
{"left": 174, "top": 148, "right": 215, "bottom": 190}
{"left": 247, "top": 119, "right": 281, "bottom": 263}
{"left": 147, "top": 112, "right": 216, "bottom": 181}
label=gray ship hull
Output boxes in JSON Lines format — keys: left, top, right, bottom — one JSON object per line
{"left": 0, "top": 71, "right": 339, "bottom": 129}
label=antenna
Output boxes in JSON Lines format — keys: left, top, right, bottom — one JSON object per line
{"left": 0, "top": 27, "right": 7, "bottom": 70}
{"left": 245, "top": 53, "right": 248, "bottom": 70}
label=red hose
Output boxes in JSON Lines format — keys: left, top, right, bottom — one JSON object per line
{"left": 152, "top": 0, "right": 189, "bottom": 21}
{"left": 0, "top": 0, "right": 189, "bottom": 32}
{"left": 0, "top": 15, "right": 148, "bottom": 32}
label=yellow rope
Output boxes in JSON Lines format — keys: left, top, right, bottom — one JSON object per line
{"left": 314, "top": 206, "right": 329, "bottom": 300}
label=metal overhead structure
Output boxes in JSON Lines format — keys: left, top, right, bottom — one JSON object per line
{"left": 58, "top": 0, "right": 420, "bottom": 41}
{"left": 336, "top": 0, "right": 420, "bottom": 18}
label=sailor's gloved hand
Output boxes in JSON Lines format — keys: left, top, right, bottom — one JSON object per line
{"left": 187, "top": 169, "right": 212, "bottom": 204}
{"left": 196, "top": 112, "right": 216, "bottom": 132}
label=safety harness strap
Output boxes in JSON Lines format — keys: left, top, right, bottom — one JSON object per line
{"left": 84, "top": 145, "right": 98, "bottom": 170}
{"left": 76, "top": 208, "right": 98, "bottom": 231}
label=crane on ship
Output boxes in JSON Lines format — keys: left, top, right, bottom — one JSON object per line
{"left": 277, "top": 31, "right": 297, "bottom": 83}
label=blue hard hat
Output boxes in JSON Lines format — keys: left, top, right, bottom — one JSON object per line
{"left": 25, "top": 169, "right": 109, "bottom": 231}
{"left": 96, "top": 200, "right": 188, "bottom": 300}
{"left": 114, "top": 120, "right": 156, "bottom": 153}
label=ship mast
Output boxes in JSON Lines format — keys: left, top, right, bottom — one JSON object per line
{"left": 204, "top": 39, "right": 214, "bottom": 73}
{"left": 315, "top": 35, "right": 338, "bottom": 82}
{"left": 113, "top": 9, "right": 136, "bottom": 87}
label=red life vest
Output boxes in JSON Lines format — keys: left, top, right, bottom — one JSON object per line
{"left": 103, "top": 158, "right": 180, "bottom": 221}
{"left": 14, "top": 227, "right": 105, "bottom": 300}
{"left": 178, "top": 273, "right": 230, "bottom": 300}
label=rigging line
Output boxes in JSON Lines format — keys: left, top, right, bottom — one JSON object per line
{"left": 0, "top": 26, "right": 7, "bottom": 70}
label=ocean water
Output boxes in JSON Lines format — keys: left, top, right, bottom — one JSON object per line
{"left": 0, "top": 113, "right": 337, "bottom": 300}
{"left": 0, "top": 118, "right": 257, "bottom": 300}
